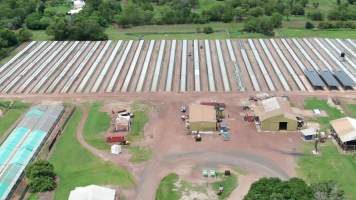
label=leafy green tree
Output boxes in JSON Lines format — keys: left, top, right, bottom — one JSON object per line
{"left": 26, "top": 160, "right": 57, "bottom": 193}
{"left": 305, "top": 21, "right": 315, "bottom": 29}
{"left": 0, "top": 29, "right": 18, "bottom": 47}
{"left": 26, "top": 160, "right": 56, "bottom": 180}
{"left": 243, "top": 16, "right": 275, "bottom": 36}
{"left": 28, "top": 176, "right": 56, "bottom": 193}
{"left": 291, "top": 3, "right": 305, "bottom": 15}
{"left": 203, "top": 26, "right": 214, "bottom": 34}
{"left": 270, "top": 12, "right": 283, "bottom": 28}
{"left": 307, "top": 10, "right": 324, "bottom": 20}
{"left": 18, "top": 28, "right": 32, "bottom": 42}
{"left": 244, "top": 177, "right": 313, "bottom": 200}
{"left": 46, "top": 18, "right": 69, "bottom": 40}
{"left": 248, "top": 6, "right": 265, "bottom": 17}
{"left": 25, "top": 12, "right": 48, "bottom": 30}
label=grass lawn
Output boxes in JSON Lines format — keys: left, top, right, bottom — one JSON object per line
{"left": 304, "top": 98, "right": 345, "bottom": 130}
{"left": 0, "top": 101, "right": 29, "bottom": 139}
{"left": 105, "top": 23, "right": 356, "bottom": 40}
{"left": 128, "top": 102, "right": 150, "bottom": 141}
{"left": 275, "top": 28, "right": 356, "bottom": 38}
{"left": 83, "top": 102, "right": 111, "bottom": 150}
{"left": 30, "top": 30, "right": 53, "bottom": 41}
{"left": 50, "top": 108, "right": 134, "bottom": 200}
{"left": 344, "top": 104, "right": 356, "bottom": 118}
{"left": 297, "top": 141, "right": 356, "bottom": 199}
{"left": 155, "top": 173, "right": 180, "bottom": 200}
{"left": 27, "top": 194, "right": 39, "bottom": 200}
{"left": 127, "top": 146, "right": 152, "bottom": 163}
{"left": 156, "top": 172, "right": 238, "bottom": 200}
{"left": 212, "top": 173, "right": 238, "bottom": 200}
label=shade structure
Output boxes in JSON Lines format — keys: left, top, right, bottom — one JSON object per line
{"left": 318, "top": 70, "right": 339, "bottom": 88}
{"left": 304, "top": 70, "right": 325, "bottom": 88}
{"left": 333, "top": 70, "right": 355, "bottom": 88}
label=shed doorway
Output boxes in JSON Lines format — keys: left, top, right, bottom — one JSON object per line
{"left": 279, "top": 122, "right": 288, "bottom": 130}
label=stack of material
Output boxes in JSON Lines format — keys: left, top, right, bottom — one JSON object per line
{"left": 115, "top": 115, "right": 130, "bottom": 131}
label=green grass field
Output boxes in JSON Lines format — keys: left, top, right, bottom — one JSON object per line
{"left": 27, "top": 194, "right": 39, "bottom": 200}
{"left": 212, "top": 173, "right": 238, "bottom": 200}
{"left": 50, "top": 108, "right": 134, "bottom": 200}
{"left": 127, "top": 146, "right": 152, "bottom": 163}
{"left": 304, "top": 98, "right": 345, "bottom": 130}
{"left": 83, "top": 102, "right": 111, "bottom": 150}
{"left": 128, "top": 102, "right": 149, "bottom": 141}
{"left": 155, "top": 173, "right": 180, "bottom": 200}
{"left": 30, "top": 30, "right": 53, "bottom": 41}
{"left": 156, "top": 172, "right": 238, "bottom": 200}
{"left": 298, "top": 99, "right": 356, "bottom": 199}
{"left": 0, "top": 101, "right": 29, "bottom": 139}
{"left": 297, "top": 142, "right": 356, "bottom": 199}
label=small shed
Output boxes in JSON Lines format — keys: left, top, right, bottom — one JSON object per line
{"left": 189, "top": 104, "right": 217, "bottom": 131}
{"left": 68, "top": 185, "right": 116, "bottom": 200}
{"left": 301, "top": 128, "right": 317, "bottom": 141}
{"left": 330, "top": 117, "right": 356, "bottom": 151}
{"left": 254, "top": 97, "right": 298, "bottom": 131}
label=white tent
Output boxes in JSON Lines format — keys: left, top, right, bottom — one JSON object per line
{"left": 111, "top": 144, "right": 121, "bottom": 155}
{"left": 68, "top": 185, "right": 116, "bottom": 200}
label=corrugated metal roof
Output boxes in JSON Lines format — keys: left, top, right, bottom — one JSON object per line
{"left": 304, "top": 70, "right": 325, "bottom": 87}
{"left": 331, "top": 117, "right": 356, "bottom": 143}
{"left": 333, "top": 70, "right": 355, "bottom": 87}
{"left": 319, "top": 70, "right": 340, "bottom": 87}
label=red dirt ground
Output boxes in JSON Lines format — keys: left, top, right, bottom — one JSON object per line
{"left": 3, "top": 92, "right": 356, "bottom": 200}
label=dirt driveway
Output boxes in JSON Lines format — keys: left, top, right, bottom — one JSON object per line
{"left": 4, "top": 91, "right": 355, "bottom": 200}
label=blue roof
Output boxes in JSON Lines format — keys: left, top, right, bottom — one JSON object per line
{"left": 333, "top": 70, "right": 355, "bottom": 87}
{"left": 319, "top": 70, "right": 340, "bottom": 87}
{"left": 304, "top": 70, "right": 325, "bottom": 87}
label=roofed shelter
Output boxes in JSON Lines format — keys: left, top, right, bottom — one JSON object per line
{"left": 254, "top": 97, "right": 298, "bottom": 131}
{"left": 189, "top": 104, "right": 217, "bottom": 131}
{"left": 68, "top": 185, "right": 116, "bottom": 200}
{"left": 330, "top": 117, "right": 356, "bottom": 151}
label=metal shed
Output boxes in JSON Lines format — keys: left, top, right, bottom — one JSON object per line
{"left": 318, "top": 70, "right": 340, "bottom": 89}
{"left": 304, "top": 70, "right": 325, "bottom": 89}
{"left": 333, "top": 70, "right": 355, "bottom": 89}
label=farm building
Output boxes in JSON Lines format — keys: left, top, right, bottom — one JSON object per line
{"left": 189, "top": 104, "right": 217, "bottom": 131}
{"left": 254, "top": 97, "right": 298, "bottom": 131}
{"left": 330, "top": 117, "right": 356, "bottom": 151}
{"left": 68, "top": 185, "right": 116, "bottom": 200}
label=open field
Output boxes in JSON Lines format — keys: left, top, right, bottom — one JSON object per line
{"left": 106, "top": 26, "right": 356, "bottom": 40}
{"left": 83, "top": 102, "right": 110, "bottom": 150}
{"left": 0, "top": 38, "right": 355, "bottom": 96}
{"left": 304, "top": 98, "right": 345, "bottom": 129}
{"left": 298, "top": 97, "right": 356, "bottom": 199}
{"left": 298, "top": 142, "right": 356, "bottom": 199}
{"left": 155, "top": 174, "right": 180, "bottom": 200}
{"left": 50, "top": 108, "right": 134, "bottom": 200}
